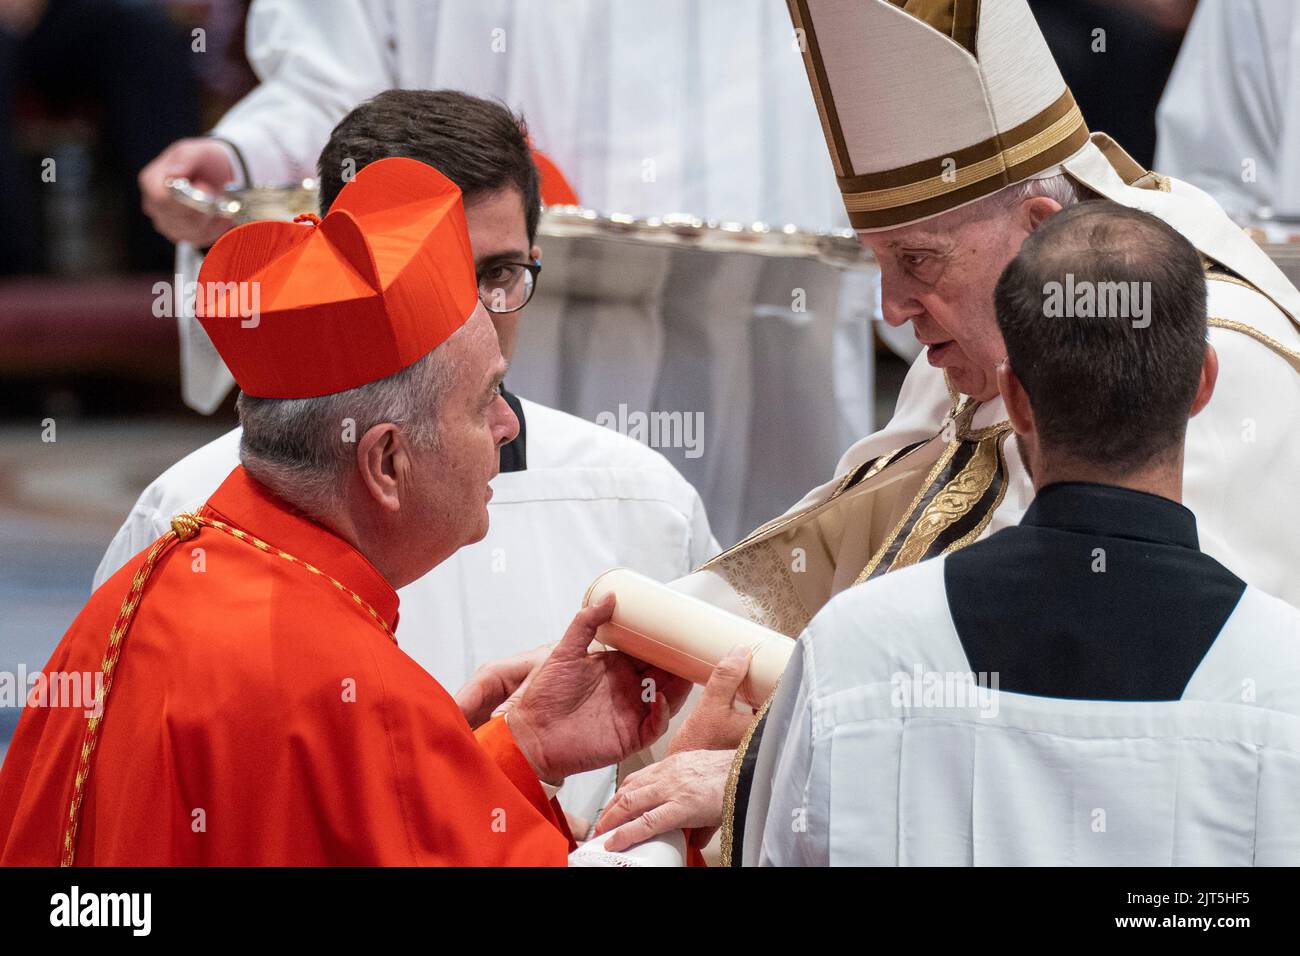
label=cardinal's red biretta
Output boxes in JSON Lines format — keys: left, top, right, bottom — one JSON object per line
{"left": 0, "top": 158, "right": 598, "bottom": 865}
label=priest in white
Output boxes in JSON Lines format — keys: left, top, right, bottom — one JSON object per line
{"left": 735, "top": 201, "right": 1300, "bottom": 866}
{"left": 101, "top": 91, "right": 717, "bottom": 831}
{"left": 597, "top": 0, "right": 1300, "bottom": 853}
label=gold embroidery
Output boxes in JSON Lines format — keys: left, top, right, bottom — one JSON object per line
{"left": 941, "top": 432, "right": 1011, "bottom": 555}
{"left": 1203, "top": 260, "right": 1300, "bottom": 329}
{"left": 855, "top": 437, "right": 962, "bottom": 584}
{"left": 700, "top": 440, "right": 929, "bottom": 573}
{"left": 1208, "top": 316, "right": 1300, "bottom": 373}
{"left": 1206, "top": 271, "right": 1256, "bottom": 293}
{"left": 720, "top": 690, "right": 777, "bottom": 867}
{"left": 712, "top": 540, "right": 815, "bottom": 637}
{"left": 888, "top": 431, "right": 1004, "bottom": 571}
{"left": 859, "top": 445, "right": 904, "bottom": 483}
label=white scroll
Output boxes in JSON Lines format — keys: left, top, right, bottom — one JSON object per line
{"left": 582, "top": 568, "right": 796, "bottom": 709}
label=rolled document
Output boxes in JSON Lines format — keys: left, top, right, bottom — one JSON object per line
{"left": 583, "top": 568, "right": 796, "bottom": 708}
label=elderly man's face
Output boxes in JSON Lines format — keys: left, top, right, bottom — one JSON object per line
{"left": 411, "top": 304, "right": 519, "bottom": 561}
{"left": 864, "top": 198, "right": 1056, "bottom": 401}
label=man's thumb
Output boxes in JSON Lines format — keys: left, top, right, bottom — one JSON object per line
{"left": 702, "top": 645, "right": 753, "bottom": 706}
{"left": 558, "top": 594, "right": 615, "bottom": 655}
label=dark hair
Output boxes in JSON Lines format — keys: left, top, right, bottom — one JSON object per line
{"left": 316, "top": 89, "right": 541, "bottom": 242}
{"left": 993, "top": 200, "right": 1207, "bottom": 471}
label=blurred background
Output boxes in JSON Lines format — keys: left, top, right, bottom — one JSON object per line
{"left": 0, "top": 0, "right": 1203, "bottom": 762}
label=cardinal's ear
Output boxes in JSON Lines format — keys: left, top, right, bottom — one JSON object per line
{"left": 355, "top": 422, "right": 410, "bottom": 513}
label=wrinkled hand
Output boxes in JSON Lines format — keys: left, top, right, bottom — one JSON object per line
{"left": 509, "top": 595, "right": 692, "bottom": 783}
{"left": 454, "top": 643, "right": 552, "bottom": 730}
{"left": 594, "top": 748, "right": 735, "bottom": 851}
{"left": 138, "top": 137, "right": 236, "bottom": 245}
{"left": 668, "top": 644, "right": 758, "bottom": 755}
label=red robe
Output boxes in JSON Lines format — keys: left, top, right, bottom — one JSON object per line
{"left": 0, "top": 467, "right": 573, "bottom": 865}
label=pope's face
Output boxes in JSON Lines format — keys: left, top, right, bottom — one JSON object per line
{"left": 414, "top": 305, "right": 519, "bottom": 555}
{"left": 863, "top": 203, "right": 1037, "bottom": 401}
{"left": 464, "top": 186, "right": 540, "bottom": 365}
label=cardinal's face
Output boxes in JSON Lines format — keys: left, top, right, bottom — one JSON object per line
{"left": 864, "top": 204, "right": 1031, "bottom": 402}
{"left": 415, "top": 306, "right": 519, "bottom": 556}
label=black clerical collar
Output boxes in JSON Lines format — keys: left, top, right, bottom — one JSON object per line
{"left": 1020, "top": 481, "right": 1199, "bottom": 550}
{"left": 498, "top": 387, "right": 527, "bottom": 473}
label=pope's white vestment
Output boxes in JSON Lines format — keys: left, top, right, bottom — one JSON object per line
{"left": 738, "top": 558, "right": 1300, "bottom": 866}
{"left": 96, "top": 398, "right": 717, "bottom": 826}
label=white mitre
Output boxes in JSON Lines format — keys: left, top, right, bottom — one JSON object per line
{"left": 789, "top": 0, "right": 1088, "bottom": 230}
{"left": 788, "top": 0, "right": 1300, "bottom": 320}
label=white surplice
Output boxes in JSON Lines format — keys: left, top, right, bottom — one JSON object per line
{"left": 94, "top": 398, "right": 718, "bottom": 826}
{"left": 740, "top": 558, "right": 1300, "bottom": 866}
{"left": 1156, "top": 0, "right": 1300, "bottom": 221}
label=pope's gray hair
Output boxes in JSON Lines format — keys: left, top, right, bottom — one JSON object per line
{"left": 997, "top": 172, "right": 1089, "bottom": 210}
{"left": 236, "top": 346, "right": 451, "bottom": 519}
{"left": 947, "top": 173, "right": 1089, "bottom": 225}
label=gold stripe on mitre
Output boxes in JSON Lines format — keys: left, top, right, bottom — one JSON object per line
{"left": 838, "top": 89, "right": 1090, "bottom": 230}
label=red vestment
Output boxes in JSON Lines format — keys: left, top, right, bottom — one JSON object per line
{"left": 0, "top": 467, "right": 573, "bottom": 865}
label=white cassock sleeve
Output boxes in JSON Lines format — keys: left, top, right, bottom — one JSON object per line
{"left": 740, "top": 633, "right": 828, "bottom": 867}
{"left": 1155, "top": 0, "right": 1300, "bottom": 219}
{"left": 212, "top": 0, "right": 398, "bottom": 185}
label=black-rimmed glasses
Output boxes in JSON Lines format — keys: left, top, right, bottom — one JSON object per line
{"left": 478, "top": 259, "right": 541, "bottom": 314}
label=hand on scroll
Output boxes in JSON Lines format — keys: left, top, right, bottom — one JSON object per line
{"left": 668, "top": 644, "right": 758, "bottom": 754}
{"left": 454, "top": 643, "right": 553, "bottom": 730}
{"left": 592, "top": 648, "right": 762, "bottom": 851}
{"left": 594, "top": 749, "right": 735, "bottom": 851}
{"left": 509, "top": 596, "right": 692, "bottom": 784}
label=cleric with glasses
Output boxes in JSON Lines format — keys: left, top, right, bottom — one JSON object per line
{"left": 479, "top": 257, "right": 541, "bottom": 314}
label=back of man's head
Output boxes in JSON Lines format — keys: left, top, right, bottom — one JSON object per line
{"left": 993, "top": 200, "right": 1208, "bottom": 474}
{"left": 316, "top": 89, "right": 541, "bottom": 242}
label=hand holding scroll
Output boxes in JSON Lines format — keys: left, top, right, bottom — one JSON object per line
{"left": 509, "top": 596, "right": 692, "bottom": 784}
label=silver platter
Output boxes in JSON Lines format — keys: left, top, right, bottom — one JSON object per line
{"left": 165, "top": 179, "right": 1300, "bottom": 277}
{"left": 166, "top": 179, "right": 870, "bottom": 270}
